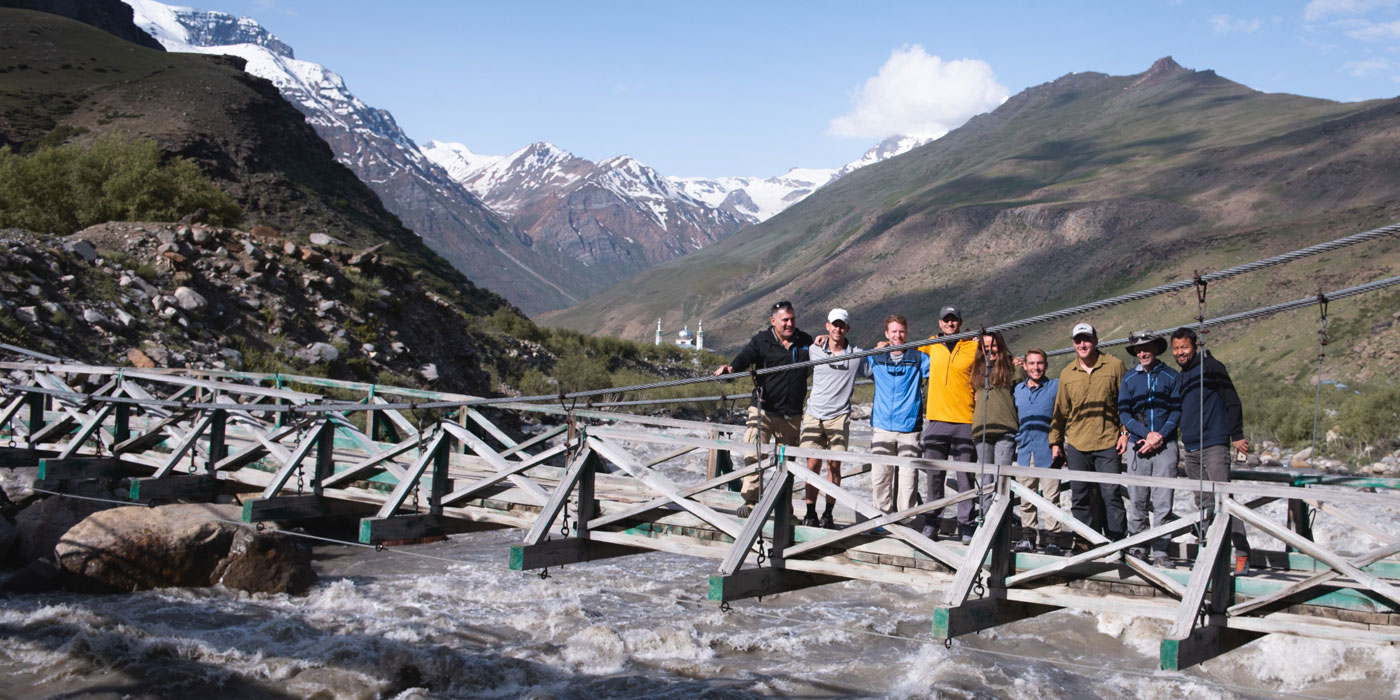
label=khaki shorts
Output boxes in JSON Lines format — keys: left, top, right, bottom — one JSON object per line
{"left": 799, "top": 413, "right": 850, "bottom": 451}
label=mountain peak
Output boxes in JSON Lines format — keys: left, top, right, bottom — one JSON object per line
{"left": 1132, "top": 56, "right": 1188, "bottom": 88}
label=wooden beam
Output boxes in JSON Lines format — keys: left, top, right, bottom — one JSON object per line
{"left": 440, "top": 443, "right": 568, "bottom": 507}
{"left": 441, "top": 422, "right": 550, "bottom": 506}
{"left": 357, "top": 513, "right": 495, "bottom": 544}
{"left": 781, "top": 487, "right": 984, "bottom": 559}
{"left": 129, "top": 474, "right": 218, "bottom": 503}
{"left": 1230, "top": 540, "right": 1400, "bottom": 616}
{"left": 1227, "top": 499, "right": 1400, "bottom": 608}
{"left": 112, "top": 410, "right": 196, "bottom": 454}
{"left": 932, "top": 597, "right": 1060, "bottom": 639}
{"left": 946, "top": 480, "right": 1013, "bottom": 607}
{"left": 588, "top": 434, "right": 744, "bottom": 539}
{"left": 1160, "top": 625, "right": 1263, "bottom": 672}
{"left": 707, "top": 567, "right": 843, "bottom": 603}
{"left": 586, "top": 462, "right": 761, "bottom": 530}
{"left": 524, "top": 448, "right": 595, "bottom": 546}
{"left": 372, "top": 431, "right": 450, "bottom": 518}
{"left": 1168, "top": 510, "right": 1233, "bottom": 639}
{"left": 719, "top": 466, "right": 792, "bottom": 575}
{"left": 507, "top": 537, "right": 645, "bottom": 570}
{"left": 37, "top": 456, "right": 135, "bottom": 481}
{"left": 0, "top": 447, "right": 56, "bottom": 468}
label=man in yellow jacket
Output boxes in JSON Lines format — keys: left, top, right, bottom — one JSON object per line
{"left": 1049, "top": 322, "right": 1130, "bottom": 542}
{"left": 916, "top": 305, "right": 980, "bottom": 542}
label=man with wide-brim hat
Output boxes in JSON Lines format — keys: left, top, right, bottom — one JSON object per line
{"left": 1117, "top": 330, "right": 1180, "bottom": 568}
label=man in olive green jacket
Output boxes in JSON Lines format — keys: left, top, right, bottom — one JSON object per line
{"left": 1049, "top": 322, "right": 1129, "bottom": 541}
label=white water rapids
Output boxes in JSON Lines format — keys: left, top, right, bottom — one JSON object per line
{"left": 2, "top": 427, "right": 1398, "bottom": 699}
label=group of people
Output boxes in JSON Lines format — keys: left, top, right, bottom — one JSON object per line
{"left": 714, "top": 301, "right": 1252, "bottom": 572}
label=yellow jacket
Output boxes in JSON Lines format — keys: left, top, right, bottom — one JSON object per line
{"left": 919, "top": 338, "right": 978, "bottom": 423}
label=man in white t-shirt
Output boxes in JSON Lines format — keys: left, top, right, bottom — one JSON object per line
{"left": 800, "top": 308, "right": 869, "bottom": 528}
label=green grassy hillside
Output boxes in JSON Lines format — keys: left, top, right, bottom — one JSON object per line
{"left": 542, "top": 58, "right": 1400, "bottom": 390}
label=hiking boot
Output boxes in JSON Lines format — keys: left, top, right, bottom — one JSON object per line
{"left": 1234, "top": 553, "right": 1250, "bottom": 576}
{"left": 1127, "top": 546, "right": 1147, "bottom": 560}
{"left": 958, "top": 524, "right": 975, "bottom": 545}
{"left": 1151, "top": 552, "right": 1172, "bottom": 569}
{"left": 919, "top": 524, "right": 939, "bottom": 540}
{"left": 735, "top": 504, "right": 752, "bottom": 518}
{"left": 819, "top": 513, "right": 835, "bottom": 529}
{"left": 1042, "top": 543, "right": 1064, "bottom": 557}
{"left": 1013, "top": 538, "right": 1035, "bottom": 553}
{"left": 801, "top": 515, "right": 820, "bottom": 528}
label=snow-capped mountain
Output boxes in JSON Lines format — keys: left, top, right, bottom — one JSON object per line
{"left": 668, "top": 135, "right": 933, "bottom": 223}
{"left": 124, "top": 0, "right": 600, "bottom": 314}
{"left": 424, "top": 142, "right": 745, "bottom": 272}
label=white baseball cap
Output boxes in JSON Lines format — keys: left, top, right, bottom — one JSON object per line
{"left": 828, "top": 308, "right": 850, "bottom": 324}
{"left": 1071, "top": 322, "right": 1097, "bottom": 339}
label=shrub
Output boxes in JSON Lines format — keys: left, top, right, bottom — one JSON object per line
{"left": 0, "top": 132, "right": 241, "bottom": 233}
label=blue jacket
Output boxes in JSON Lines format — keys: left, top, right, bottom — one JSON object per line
{"left": 869, "top": 350, "right": 929, "bottom": 433}
{"left": 1171, "top": 351, "right": 1245, "bottom": 451}
{"left": 1118, "top": 360, "right": 1180, "bottom": 442}
{"left": 1013, "top": 377, "right": 1058, "bottom": 468}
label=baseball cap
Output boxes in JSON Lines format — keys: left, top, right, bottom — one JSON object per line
{"left": 939, "top": 305, "right": 961, "bottom": 320}
{"left": 827, "top": 308, "right": 850, "bottom": 324}
{"left": 1071, "top": 322, "right": 1097, "bottom": 339}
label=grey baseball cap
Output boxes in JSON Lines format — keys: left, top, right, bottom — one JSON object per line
{"left": 939, "top": 305, "right": 962, "bottom": 320}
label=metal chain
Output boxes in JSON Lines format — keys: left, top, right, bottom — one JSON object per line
{"left": 294, "top": 410, "right": 306, "bottom": 495}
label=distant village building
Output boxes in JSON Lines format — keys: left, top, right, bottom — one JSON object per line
{"left": 655, "top": 319, "right": 704, "bottom": 350}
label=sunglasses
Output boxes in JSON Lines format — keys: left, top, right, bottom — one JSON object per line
{"left": 771, "top": 300, "right": 793, "bottom": 312}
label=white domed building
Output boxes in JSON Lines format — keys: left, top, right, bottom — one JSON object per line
{"left": 655, "top": 319, "right": 704, "bottom": 350}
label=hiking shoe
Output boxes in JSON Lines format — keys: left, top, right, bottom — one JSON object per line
{"left": 819, "top": 513, "right": 835, "bottom": 529}
{"left": 919, "top": 524, "right": 939, "bottom": 540}
{"left": 735, "top": 504, "right": 752, "bottom": 518}
{"left": 1151, "top": 552, "right": 1172, "bottom": 569}
{"left": 871, "top": 526, "right": 890, "bottom": 536}
{"left": 1234, "top": 554, "right": 1250, "bottom": 576}
{"left": 801, "top": 515, "right": 820, "bottom": 528}
{"left": 1127, "top": 546, "right": 1147, "bottom": 560}
{"left": 1013, "top": 538, "right": 1035, "bottom": 553}
{"left": 1042, "top": 543, "right": 1064, "bottom": 557}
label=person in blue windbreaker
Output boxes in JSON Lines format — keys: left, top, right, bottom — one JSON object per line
{"left": 868, "top": 315, "right": 929, "bottom": 521}
{"left": 1118, "top": 330, "right": 1180, "bottom": 569}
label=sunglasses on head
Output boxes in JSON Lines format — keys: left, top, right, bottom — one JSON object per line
{"left": 771, "top": 300, "right": 793, "bottom": 312}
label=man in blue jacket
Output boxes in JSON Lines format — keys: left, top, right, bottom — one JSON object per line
{"left": 1013, "top": 348, "right": 1063, "bottom": 555}
{"left": 1118, "top": 331, "right": 1180, "bottom": 568}
{"left": 1169, "top": 327, "right": 1252, "bottom": 574}
{"left": 868, "top": 315, "right": 929, "bottom": 522}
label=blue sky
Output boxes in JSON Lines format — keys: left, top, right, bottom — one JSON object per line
{"left": 189, "top": 1, "right": 1400, "bottom": 177}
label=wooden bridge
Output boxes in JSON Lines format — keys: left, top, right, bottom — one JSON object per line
{"left": 3, "top": 356, "right": 1399, "bottom": 672}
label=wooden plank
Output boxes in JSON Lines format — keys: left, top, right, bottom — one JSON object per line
{"left": 932, "top": 597, "right": 1060, "bottom": 639}
{"left": 587, "top": 462, "right": 761, "bottom": 530}
{"left": 241, "top": 494, "right": 327, "bottom": 521}
{"left": 113, "top": 410, "right": 197, "bottom": 454}
{"left": 707, "top": 567, "right": 843, "bottom": 603}
{"left": 320, "top": 434, "right": 424, "bottom": 488}
{"left": 1009, "top": 479, "right": 1108, "bottom": 546}
{"left": 787, "top": 460, "right": 964, "bottom": 569}
{"left": 441, "top": 444, "right": 568, "bottom": 507}
{"left": 152, "top": 411, "right": 217, "bottom": 478}
{"left": 588, "top": 435, "right": 744, "bottom": 539}
{"left": 524, "top": 448, "right": 595, "bottom": 545}
{"left": 259, "top": 420, "right": 333, "bottom": 498}
{"left": 55, "top": 404, "right": 115, "bottom": 459}
{"left": 372, "top": 431, "right": 450, "bottom": 518}
{"left": 946, "top": 484, "right": 1012, "bottom": 606}
{"left": 1169, "top": 510, "right": 1233, "bottom": 638}
{"left": 442, "top": 422, "right": 550, "bottom": 506}
{"left": 1230, "top": 540, "right": 1400, "bottom": 616}
{"left": 213, "top": 424, "right": 299, "bottom": 472}
{"left": 783, "top": 487, "right": 984, "bottom": 559}
{"left": 719, "top": 466, "right": 791, "bottom": 575}
{"left": 1005, "top": 510, "right": 1206, "bottom": 588}
{"left": 500, "top": 424, "right": 566, "bottom": 458}
{"left": 507, "top": 537, "right": 646, "bottom": 570}
{"left": 1310, "top": 500, "right": 1396, "bottom": 545}
{"left": 1228, "top": 499, "right": 1400, "bottom": 609}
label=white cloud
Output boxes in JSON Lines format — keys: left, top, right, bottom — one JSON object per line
{"left": 1343, "top": 57, "right": 1392, "bottom": 74}
{"left": 1347, "top": 18, "right": 1400, "bottom": 38}
{"left": 1304, "top": 0, "right": 1399, "bottom": 22}
{"left": 1210, "top": 14, "right": 1262, "bottom": 34}
{"left": 828, "top": 45, "right": 1008, "bottom": 141}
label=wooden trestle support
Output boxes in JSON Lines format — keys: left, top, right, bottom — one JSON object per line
{"left": 3, "top": 358, "right": 1400, "bottom": 670}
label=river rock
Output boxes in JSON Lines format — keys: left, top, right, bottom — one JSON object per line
{"left": 212, "top": 527, "right": 317, "bottom": 595}
{"left": 296, "top": 342, "right": 340, "bottom": 363}
{"left": 56, "top": 504, "right": 238, "bottom": 593}
{"left": 173, "top": 286, "right": 208, "bottom": 312}
{"left": 62, "top": 239, "right": 98, "bottom": 263}
{"left": 1289, "top": 447, "right": 1313, "bottom": 470}
{"left": 0, "top": 516, "right": 16, "bottom": 561}
{"left": 2, "top": 559, "right": 63, "bottom": 593}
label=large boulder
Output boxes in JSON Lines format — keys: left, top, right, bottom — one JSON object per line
{"left": 0, "top": 516, "right": 16, "bottom": 562}
{"left": 10, "top": 482, "right": 123, "bottom": 564}
{"left": 54, "top": 503, "right": 317, "bottom": 594}
{"left": 212, "top": 527, "right": 317, "bottom": 595}
{"left": 56, "top": 503, "right": 238, "bottom": 592}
